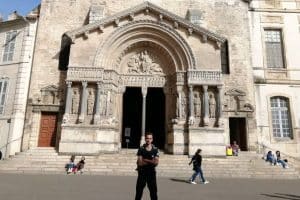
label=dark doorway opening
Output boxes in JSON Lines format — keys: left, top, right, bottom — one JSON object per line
{"left": 229, "top": 117, "right": 248, "bottom": 151}
{"left": 122, "top": 87, "right": 142, "bottom": 148}
{"left": 146, "top": 88, "right": 165, "bottom": 149}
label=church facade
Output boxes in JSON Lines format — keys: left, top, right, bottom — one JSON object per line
{"left": 21, "top": 0, "right": 257, "bottom": 157}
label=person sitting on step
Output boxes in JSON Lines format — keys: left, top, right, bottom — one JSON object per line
{"left": 265, "top": 151, "right": 276, "bottom": 165}
{"left": 76, "top": 156, "right": 86, "bottom": 174}
{"left": 275, "top": 151, "right": 289, "bottom": 169}
{"left": 231, "top": 141, "right": 240, "bottom": 156}
{"left": 66, "top": 155, "right": 77, "bottom": 174}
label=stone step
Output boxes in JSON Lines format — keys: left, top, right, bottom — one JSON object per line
{"left": 0, "top": 149, "right": 299, "bottom": 179}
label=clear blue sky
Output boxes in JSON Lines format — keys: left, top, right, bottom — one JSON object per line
{"left": 0, "top": 0, "right": 41, "bottom": 20}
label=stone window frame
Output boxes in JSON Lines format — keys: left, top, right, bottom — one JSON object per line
{"left": 263, "top": 28, "right": 286, "bottom": 69}
{"left": 269, "top": 96, "right": 293, "bottom": 139}
{"left": 2, "top": 30, "right": 17, "bottom": 62}
{"left": 0, "top": 78, "right": 9, "bottom": 114}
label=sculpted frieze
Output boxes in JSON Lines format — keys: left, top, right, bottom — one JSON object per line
{"left": 127, "top": 50, "right": 163, "bottom": 75}
{"left": 121, "top": 74, "right": 166, "bottom": 87}
{"left": 188, "top": 70, "right": 222, "bottom": 85}
{"left": 67, "top": 66, "right": 104, "bottom": 82}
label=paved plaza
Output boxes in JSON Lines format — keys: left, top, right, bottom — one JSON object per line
{"left": 0, "top": 174, "right": 299, "bottom": 200}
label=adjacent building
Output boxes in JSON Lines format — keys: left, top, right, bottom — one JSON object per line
{"left": 0, "top": 8, "right": 39, "bottom": 158}
{"left": 249, "top": 0, "right": 300, "bottom": 156}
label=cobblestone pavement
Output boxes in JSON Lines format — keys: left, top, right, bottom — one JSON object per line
{"left": 0, "top": 174, "right": 300, "bottom": 200}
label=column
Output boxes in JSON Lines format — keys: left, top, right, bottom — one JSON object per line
{"left": 79, "top": 81, "right": 88, "bottom": 123}
{"left": 177, "top": 86, "right": 182, "bottom": 119}
{"left": 94, "top": 82, "right": 101, "bottom": 124}
{"left": 188, "top": 85, "right": 194, "bottom": 124}
{"left": 63, "top": 81, "right": 72, "bottom": 123}
{"left": 140, "top": 87, "right": 147, "bottom": 145}
{"left": 203, "top": 85, "right": 209, "bottom": 126}
{"left": 217, "top": 85, "right": 223, "bottom": 127}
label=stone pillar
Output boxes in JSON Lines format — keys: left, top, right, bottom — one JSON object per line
{"left": 141, "top": 87, "right": 147, "bottom": 145}
{"left": 94, "top": 82, "right": 101, "bottom": 124}
{"left": 203, "top": 85, "right": 209, "bottom": 126}
{"left": 79, "top": 81, "right": 88, "bottom": 123}
{"left": 177, "top": 86, "right": 182, "bottom": 119}
{"left": 188, "top": 85, "right": 194, "bottom": 124}
{"left": 63, "top": 81, "right": 72, "bottom": 123}
{"left": 217, "top": 85, "right": 223, "bottom": 126}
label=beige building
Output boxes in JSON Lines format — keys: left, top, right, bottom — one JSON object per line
{"left": 250, "top": 0, "right": 300, "bottom": 157}
{"left": 22, "top": 0, "right": 257, "bottom": 157}
{"left": 0, "top": 9, "right": 39, "bottom": 158}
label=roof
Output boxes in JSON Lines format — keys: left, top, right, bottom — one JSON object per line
{"left": 65, "top": 1, "right": 227, "bottom": 43}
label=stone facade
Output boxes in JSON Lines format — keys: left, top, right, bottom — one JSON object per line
{"left": 0, "top": 9, "right": 39, "bottom": 158}
{"left": 23, "top": 0, "right": 256, "bottom": 156}
{"left": 250, "top": 0, "right": 300, "bottom": 157}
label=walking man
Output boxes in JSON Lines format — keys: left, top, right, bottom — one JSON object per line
{"left": 189, "top": 149, "right": 209, "bottom": 184}
{"left": 135, "top": 132, "right": 159, "bottom": 200}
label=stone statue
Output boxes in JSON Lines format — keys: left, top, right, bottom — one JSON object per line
{"left": 140, "top": 50, "right": 152, "bottom": 73}
{"left": 108, "top": 93, "right": 115, "bottom": 116}
{"left": 100, "top": 92, "right": 107, "bottom": 116}
{"left": 209, "top": 93, "right": 216, "bottom": 118}
{"left": 72, "top": 89, "right": 79, "bottom": 114}
{"left": 194, "top": 92, "right": 201, "bottom": 117}
{"left": 87, "top": 89, "right": 94, "bottom": 115}
{"left": 127, "top": 54, "right": 139, "bottom": 73}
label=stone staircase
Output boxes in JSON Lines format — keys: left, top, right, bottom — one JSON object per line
{"left": 0, "top": 148, "right": 299, "bottom": 179}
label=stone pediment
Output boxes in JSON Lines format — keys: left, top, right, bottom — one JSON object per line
{"left": 65, "top": 1, "right": 226, "bottom": 44}
{"left": 41, "top": 85, "right": 59, "bottom": 92}
{"left": 225, "top": 88, "right": 246, "bottom": 96}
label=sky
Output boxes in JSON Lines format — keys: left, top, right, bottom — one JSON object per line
{"left": 0, "top": 0, "right": 41, "bottom": 20}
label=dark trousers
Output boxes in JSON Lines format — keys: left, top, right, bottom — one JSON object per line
{"left": 135, "top": 170, "right": 157, "bottom": 200}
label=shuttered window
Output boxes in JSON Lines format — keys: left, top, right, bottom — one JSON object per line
{"left": 2, "top": 30, "right": 17, "bottom": 62}
{"left": 0, "top": 79, "right": 8, "bottom": 114}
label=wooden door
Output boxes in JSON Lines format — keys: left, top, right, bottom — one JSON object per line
{"left": 38, "top": 112, "right": 57, "bottom": 147}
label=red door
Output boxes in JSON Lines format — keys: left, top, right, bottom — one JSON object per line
{"left": 38, "top": 112, "right": 58, "bottom": 147}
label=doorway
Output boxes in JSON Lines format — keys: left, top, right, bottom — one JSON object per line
{"left": 229, "top": 117, "right": 247, "bottom": 151}
{"left": 38, "top": 112, "right": 58, "bottom": 147}
{"left": 122, "top": 87, "right": 142, "bottom": 148}
{"left": 146, "top": 88, "right": 165, "bottom": 149}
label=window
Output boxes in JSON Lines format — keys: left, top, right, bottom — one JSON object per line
{"left": 221, "top": 41, "right": 230, "bottom": 74}
{"left": 270, "top": 97, "right": 292, "bottom": 138}
{"left": 2, "top": 30, "right": 17, "bottom": 62}
{"left": 0, "top": 79, "right": 8, "bottom": 114}
{"left": 264, "top": 29, "right": 285, "bottom": 68}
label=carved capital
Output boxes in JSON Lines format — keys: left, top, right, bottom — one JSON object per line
{"left": 66, "top": 81, "right": 72, "bottom": 88}
{"left": 82, "top": 81, "right": 88, "bottom": 88}
{"left": 141, "top": 87, "right": 148, "bottom": 97}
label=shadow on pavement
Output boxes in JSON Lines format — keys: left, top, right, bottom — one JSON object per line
{"left": 169, "top": 178, "right": 190, "bottom": 184}
{"left": 261, "top": 193, "right": 300, "bottom": 200}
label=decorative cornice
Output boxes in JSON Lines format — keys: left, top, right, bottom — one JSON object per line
{"left": 64, "top": 1, "right": 226, "bottom": 43}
